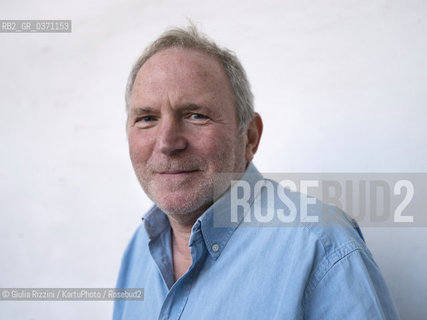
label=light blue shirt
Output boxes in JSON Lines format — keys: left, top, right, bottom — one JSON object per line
{"left": 114, "top": 163, "right": 400, "bottom": 319}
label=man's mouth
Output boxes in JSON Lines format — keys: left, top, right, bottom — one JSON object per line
{"left": 158, "top": 170, "right": 199, "bottom": 175}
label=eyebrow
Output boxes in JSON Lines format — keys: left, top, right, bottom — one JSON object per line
{"left": 131, "top": 103, "right": 206, "bottom": 115}
{"left": 131, "top": 107, "right": 155, "bottom": 116}
{"left": 180, "top": 103, "right": 205, "bottom": 112}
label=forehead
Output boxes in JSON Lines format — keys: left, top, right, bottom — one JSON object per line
{"left": 131, "top": 48, "right": 234, "bottom": 107}
{"left": 142, "top": 47, "right": 225, "bottom": 78}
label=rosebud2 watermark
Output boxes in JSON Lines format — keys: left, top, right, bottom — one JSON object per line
{"left": 213, "top": 173, "right": 427, "bottom": 227}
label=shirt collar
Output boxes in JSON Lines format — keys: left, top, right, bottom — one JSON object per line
{"left": 142, "top": 162, "right": 264, "bottom": 258}
{"left": 142, "top": 205, "right": 170, "bottom": 240}
{"left": 197, "top": 162, "right": 263, "bottom": 259}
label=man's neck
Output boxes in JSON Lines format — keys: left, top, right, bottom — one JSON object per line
{"left": 169, "top": 217, "right": 193, "bottom": 249}
{"left": 168, "top": 216, "right": 195, "bottom": 282}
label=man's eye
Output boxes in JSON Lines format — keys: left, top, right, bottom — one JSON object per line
{"left": 189, "top": 113, "right": 208, "bottom": 120}
{"left": 135, "top": 116, "right": 157, "bottom": 125}
{"left": 138, "top": 116, "right": 156, "bottom": 122}
{"left": 134, "top": 115, "right": 157, "bottom": 128}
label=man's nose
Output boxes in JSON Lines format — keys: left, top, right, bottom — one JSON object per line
{"left": 156, "top": 117, "right": 188, "bottom": 155}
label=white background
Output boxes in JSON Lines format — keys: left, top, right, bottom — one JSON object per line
{"left": 1, "top": 0, "right": 426, "bottom": 319}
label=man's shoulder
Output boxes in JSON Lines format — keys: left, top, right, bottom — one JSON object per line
{"left": 241, "top": 175, "right": 368, "bottom": 247}
{"left": 237, "top": 175, "right": 373, "bottom": 278}
{"left": 302, "top": 201, "right": 369, "bottom": 255}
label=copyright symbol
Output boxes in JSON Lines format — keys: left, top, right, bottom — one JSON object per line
{"left": 2, "top": 290, "right": 10, "bottom": 298}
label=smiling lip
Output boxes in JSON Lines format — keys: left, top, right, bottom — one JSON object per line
{"left": 157, "top": 170, "right": 199, "bottom": 175}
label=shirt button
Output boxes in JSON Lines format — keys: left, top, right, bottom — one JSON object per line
{"left": 212, "top": 243, "right": 220, "bottom": 252}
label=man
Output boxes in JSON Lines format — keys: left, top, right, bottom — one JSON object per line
{"left": 114, "top": 25, "right": 400, "bottom": 319}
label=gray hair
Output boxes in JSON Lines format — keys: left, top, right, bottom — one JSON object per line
{"left": 125, "top": 25, "right": 255, "bottom": 132}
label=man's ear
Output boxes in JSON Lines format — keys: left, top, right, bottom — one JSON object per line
{"left": 245, "top": 112, "right": 263, "bottom": 163}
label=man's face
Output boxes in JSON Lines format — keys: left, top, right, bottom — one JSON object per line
{"left": 127, "top": 48, "right": 248, "bottom": 216}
